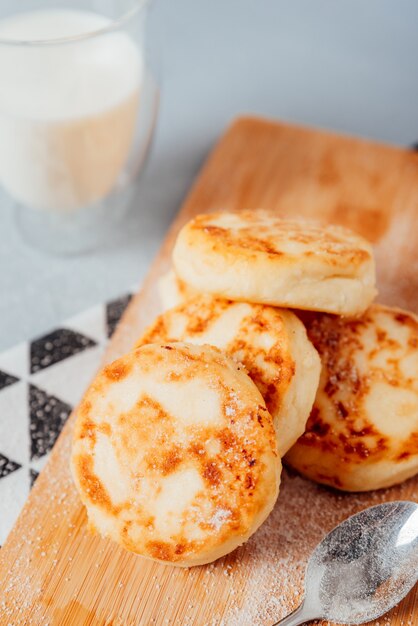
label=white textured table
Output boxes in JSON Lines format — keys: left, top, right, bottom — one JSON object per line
{"left": 1, "top": 0, "right": 418, "bottom": 350}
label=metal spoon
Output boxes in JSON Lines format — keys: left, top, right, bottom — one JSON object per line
{"left": 274, "top": 501, "right": 418, "bottom": 626}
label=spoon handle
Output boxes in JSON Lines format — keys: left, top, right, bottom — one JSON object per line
{"left": 272, "top": 601, "right": 318, "bottom": 626}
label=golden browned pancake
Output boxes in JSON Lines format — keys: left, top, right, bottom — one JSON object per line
{"left": 285, "top": 304, "right": 418, "bottom": 491}
{"left": 71, "top": 343, "right": 281, "bottom": 566}
{"left": 173, "top": 211, "right": 377, "bottom": 315}
{"left": 135, "top": 296, "right": 320, "bottom": 456}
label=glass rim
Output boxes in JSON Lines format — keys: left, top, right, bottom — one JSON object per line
{"left": 0, "top": 0, "right": 149, "bottom": 47}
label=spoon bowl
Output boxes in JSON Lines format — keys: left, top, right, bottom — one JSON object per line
{"left": 274, "top": 501, "right": 418, "bottom": 625}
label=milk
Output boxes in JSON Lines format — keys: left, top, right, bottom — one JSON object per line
{"left": 0, "top": 9, "right": 143, "bottom": 212}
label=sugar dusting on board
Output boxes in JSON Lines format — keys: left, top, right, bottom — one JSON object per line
{"left": 0, "top": 430, "right": 76, "bottom": 625}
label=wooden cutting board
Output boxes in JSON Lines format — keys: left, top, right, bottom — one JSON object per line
{"left": 1, "top": 116, "right": 418, "bottom": 626}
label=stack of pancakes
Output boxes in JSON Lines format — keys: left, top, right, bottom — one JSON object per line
{"left": 71, "top": 211, "right": 418, "bottom": 567}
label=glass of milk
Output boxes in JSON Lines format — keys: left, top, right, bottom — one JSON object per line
{"left": 0, "top": 1, "right": 158, "bottom": 253}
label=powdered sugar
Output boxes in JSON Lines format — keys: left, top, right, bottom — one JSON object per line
{"left": 210, "top": 509, "right": 232, "bottom": 531}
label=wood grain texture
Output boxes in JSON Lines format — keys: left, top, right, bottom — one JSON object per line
{"left": 1, "top": 116, "right": 418, "bottom": 626}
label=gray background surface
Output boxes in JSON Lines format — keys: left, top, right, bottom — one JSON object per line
{"left": 1, "top": 0, "right": 417, "bottom": 350}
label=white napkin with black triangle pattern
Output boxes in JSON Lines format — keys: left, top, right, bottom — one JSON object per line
{"left": 0, "top": 292, "right": 132, "bottom": 545}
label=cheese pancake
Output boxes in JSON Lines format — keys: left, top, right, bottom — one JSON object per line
{"left": 71, "top": 343, "right": 280, "bottom": 566}
{"left": 135, "top": 296, "right": 320, "bottom": 456}
{"left": 285, "top": 305, "right": 418, "bottom": 492}
{"left": 173, "top": 211, "right": 376, "bottom": 315}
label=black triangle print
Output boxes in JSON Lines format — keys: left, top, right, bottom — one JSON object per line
{"left": 0, "top": 370, "right": 19, "bottom": 391}
{"left": 0, "top": 453, "right": 21, "bottom": 478}
{"left": 106, "top": 293, "right": 132, "bottom": 338}
{"left": 29, "top": 385, "right": 72, "bottom": 460}
{"left": 30, "top": 469, "right": 39, "bottom": 488}
{"left": 30, "top": 328, "right": 97, "bottom": 374}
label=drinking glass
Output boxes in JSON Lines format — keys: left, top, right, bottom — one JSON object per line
{"left": 0, "top": 0, "right": 159, "bottom": 253}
